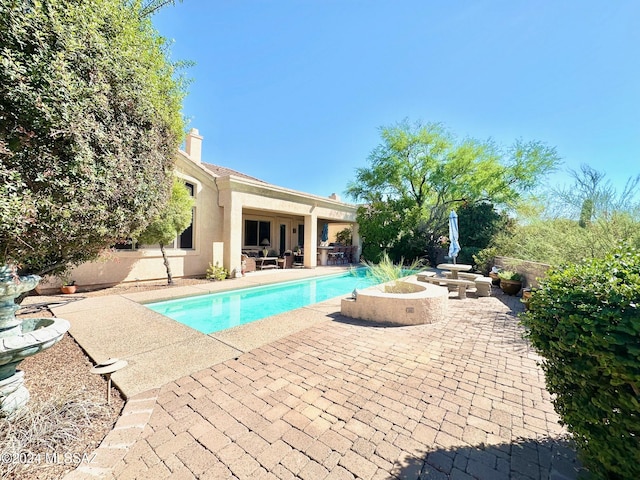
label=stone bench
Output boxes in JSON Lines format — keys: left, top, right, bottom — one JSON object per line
{"left": 457, "top": 272, "right": 483, "bottom": 281}
{"left": 418, "top": 275, "right": 475, "bottom": 299}
{"left": 474, "top": 276, "right": 493, "bottom": 297}
{"left": 416, "top": 271, "right": 437, "bottom": 281}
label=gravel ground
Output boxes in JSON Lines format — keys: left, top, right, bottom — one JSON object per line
{"left": 7, "top": 277, "right": 213, "bottom": 480}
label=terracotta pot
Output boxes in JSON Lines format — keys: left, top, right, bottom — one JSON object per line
{"left": 499, "top": 279, "right": 522, "bottom": 296}
{"left": 521, "top": 289, "right": 533, "bottom": 310}
{"left": 60, "top": 285, "right": 77, "bottom": 294}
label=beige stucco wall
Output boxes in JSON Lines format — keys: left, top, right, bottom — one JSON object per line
{"left": 42, "top": 130, "right": 360, "bottom": 290}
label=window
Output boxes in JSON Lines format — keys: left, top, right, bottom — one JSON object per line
{"left": 245, "top": 220, "right": 271, "bottom": 247}
{"left": 114, "top": 239, "right": 136, "bottom": 250}
{"left": 297, "top": 224, "right": 304, "bottom": 247}
{"left": 178, "top": 214, "right": 193, "bottom": 249}
{"left": 178, "top": 182, "right": 195, "bottom": 249}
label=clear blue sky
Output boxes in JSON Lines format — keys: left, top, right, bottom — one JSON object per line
{"left": 152, "top": 1, "right": 639, "bottom": 201}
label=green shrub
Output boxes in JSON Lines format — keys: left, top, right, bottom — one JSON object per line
{"left": 521, "top": 247, "right": 640, "bottom": 479}
{"left": 456, "top": 246, "right": 481, "bottom": 269}
{"left": 473, "top": 246, "right": 499, "bottom": 275}
{"left": 205, "top": 263, "right": 228, "bottom": 281}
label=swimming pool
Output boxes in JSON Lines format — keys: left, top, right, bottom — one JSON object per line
{"left": 146, "top": 269, "right": 378, "bottom": 334}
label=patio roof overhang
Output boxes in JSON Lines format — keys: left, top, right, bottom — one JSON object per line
{"left": 215, "top": 175, "right": 359, "bottom": 272}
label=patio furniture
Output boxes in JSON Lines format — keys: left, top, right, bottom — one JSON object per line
{"left": 418, "top": 274, "right": 475, "bottom": 299}
{"left": 241, "top": 254, "right": 256, "bottom": 273}
{"left": 328, "top": 246, "right": 344, "bottom": 265}
{"left": 280, "top": 252, "right": 294, "bottom": 269}
{"left": 256, "top": 257, "right": 279, "bottom": 270}
{"left": 437, "top": 263, "right": 473, "bottom": 279}
{"left": 474, "top": 277, "right": 492, "bottom": 297}
{"left": 318, "top": 246, "right": 332, "bottom": 265}
{"left": 293, "top": 252, "right": 304, "bottom": 268}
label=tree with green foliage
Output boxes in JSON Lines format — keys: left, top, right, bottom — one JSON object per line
{"left": 335, "top": 227, "right": 353, "bottom": 245}
{"left": 456, "top": 202, "right": 513, "bottom": 266}
{"left": 137, "top": 179, "right": 194, "bottom": 285}
{"left": 521, "top": 246, "right": 640, "bottom": 479}
{"left": 346, "top": 120, "right": 559, "bottom": 264}
{"left": 0, "top": 0, "right": 187, "bottom": 277}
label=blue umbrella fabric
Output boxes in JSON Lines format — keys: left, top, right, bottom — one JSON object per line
{"left": 321, "top": 223, "right": 329, "bottom": 243}
{"left": 448, "top": 210, "right": 460, "bottom": 263}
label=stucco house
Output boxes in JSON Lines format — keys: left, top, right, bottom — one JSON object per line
{"left": 63, "top": 129, "right": 360, "bottom": 288}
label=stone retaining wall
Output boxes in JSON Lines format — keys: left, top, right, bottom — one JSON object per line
{"left": 494, "top": 256, "right": 552, "bottom": 289}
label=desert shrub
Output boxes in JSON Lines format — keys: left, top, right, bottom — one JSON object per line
{"left": 521, "top": 247, "right": 640, "bottom": 479}
{"left": 206, "top": 263, "right": 228, "bottom": 281}
{"left": 478, "top": 213, "right": 640, "bottom": 268}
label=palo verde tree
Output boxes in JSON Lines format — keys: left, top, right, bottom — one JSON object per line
{"left": 137, "top": 179, "right": 194, "bottom": 285}
{"left": 0, "top": 0, "right": 187, "bottom": 277}
{"left": 346, "top": 120, "right": 559, "bottom": 263}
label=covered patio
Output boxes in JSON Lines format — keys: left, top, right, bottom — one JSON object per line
{"left": 216, "top": 175, "right": 359, "bottom": 275}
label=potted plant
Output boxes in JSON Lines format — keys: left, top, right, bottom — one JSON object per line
{"left": 521, "top": 287, "right": 534, "bottom": 310}
{"left": 498, "top": 270, "right": 523, "bottom": 296}
{"left": 59, "top": 274, "right": 77, "bottom": 294}
{"left": 489, "top": 267, "right": 501, "bottom": 285}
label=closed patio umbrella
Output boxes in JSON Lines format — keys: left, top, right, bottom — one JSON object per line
{"left": 448, "top": 210, "right": 460, "bottom": 263}
{"left": 321, "top": 223, "right": 329, "bottom": 244}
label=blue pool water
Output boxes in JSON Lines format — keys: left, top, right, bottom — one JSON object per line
{"left": 146, "top": 269, "right": 378, "bottom": 334}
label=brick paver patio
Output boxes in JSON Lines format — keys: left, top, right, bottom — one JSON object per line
{"left": 68, "top": 291, "right": 583, "bottom": 479}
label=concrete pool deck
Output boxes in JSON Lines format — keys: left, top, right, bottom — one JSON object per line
{"left": 49, "top": 267, "right": 356, "bottom": 399}
{"left": 47, "top": 267, "right": 583, "bottom": 480}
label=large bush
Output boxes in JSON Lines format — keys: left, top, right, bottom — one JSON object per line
{"left": 521, "top": 247, "right": 640, "bottom": 479}
{"left": 0, "top": 0, "right": 186, "bottom": 276}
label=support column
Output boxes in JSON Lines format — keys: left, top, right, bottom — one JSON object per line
{"left": 351, "top": 222, "right": 361, "bottom": 263}
{"left": 304, "top": 213, "right": 318, "bottom": 268}
{"left": 223, "top": 194, "right": 243, "bottom": 277}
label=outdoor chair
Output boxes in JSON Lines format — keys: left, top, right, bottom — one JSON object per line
{"left": 281, "top": 251, "right": 294, "bottom": 269}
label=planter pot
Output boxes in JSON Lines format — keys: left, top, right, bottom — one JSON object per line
{"left": 499, "top": 279, "right": 522, "bottom": 296}
{"left": 521, "top": 288, "right": 534, "bottom": 310}
{"left": 60, "top": 285, "right": 77, "bottom": 294}
{"left": 489, "top": 272, "right": 500, "bottom": 285}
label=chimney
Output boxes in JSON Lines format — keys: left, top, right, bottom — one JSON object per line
{"left": 329, "top": 193, "right": 341, "bottom": 201}
{"left": 185, "top": 128, "right": 203, "bottom": 163}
